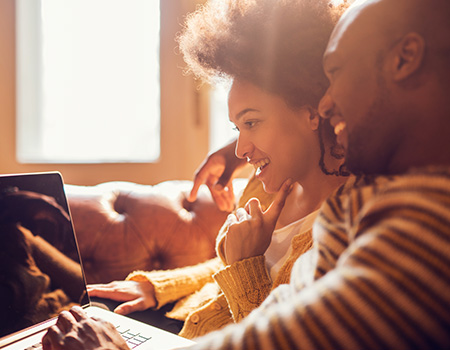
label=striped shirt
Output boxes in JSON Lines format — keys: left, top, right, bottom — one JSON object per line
{"left": 183, "top": 167, "right": 450, "bottom": 350}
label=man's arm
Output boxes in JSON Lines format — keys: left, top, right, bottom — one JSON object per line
{"left": 188, "top": 139, "right": 247, "bottom": 212}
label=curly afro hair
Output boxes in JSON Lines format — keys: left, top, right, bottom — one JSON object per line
{"left": 178, "top": 0, "right": 347, "bottom": 110}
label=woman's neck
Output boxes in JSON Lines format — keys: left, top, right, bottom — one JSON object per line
{"left": 275, "top": 169, "right": 347, "bottom": 229}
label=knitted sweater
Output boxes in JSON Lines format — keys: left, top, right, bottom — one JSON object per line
{"left": 126, "top": 176, "right": 315, "bottom": 339}
{"left": 178, "top": 167, "right": 450, "bottom": 349}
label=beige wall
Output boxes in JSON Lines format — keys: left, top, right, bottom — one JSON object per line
{"left": 0, "top": 0, "right": 212, "bottom": 186}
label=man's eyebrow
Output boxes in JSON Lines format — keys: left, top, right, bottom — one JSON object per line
{"left": 235, "top": 108, "right": 259, "bottom": 120}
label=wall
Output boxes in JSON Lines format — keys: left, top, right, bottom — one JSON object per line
{"left": 0, "top": 0, "right": 212, "bottom": 186}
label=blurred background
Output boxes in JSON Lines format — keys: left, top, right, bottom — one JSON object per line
{"left": 0, "top": 0, "right": 241, "bottom": 185}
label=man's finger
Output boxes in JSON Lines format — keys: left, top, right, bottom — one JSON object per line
{"left": 43, "top": 326, "right": 62, "bottom": 350}
{"left": 55, "top": 311, "right": 74, "bottom": 333}
{"left": 264, "top": 178, "right": 293, "bottom": 225}
{"left": 208, "top": 183, "right": 230, "bottom": 211}
{"left": 216, "top": 168, "right": 233, "bottom": 188}
{"left": 69, "top": 306, "right": 88, "bottom": 322}
{"left": 188, "top": 176, "right": 204, "bottom": 202}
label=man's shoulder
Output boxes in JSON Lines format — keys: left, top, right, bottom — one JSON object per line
{"left": 335, "top": 166, "right": 450, "bottom": 197}
{"left": 381, "top": 166, "right": 450, "bottom": 193}
{"left": 320, "top": 166, "right": 450, "bottom": 223}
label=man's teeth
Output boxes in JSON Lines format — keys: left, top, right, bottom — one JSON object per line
{"left": 334, "top": 121, "right": 346, "bottom": 135}
{"left": 253, "top": 158, "right": 270, "bottom": 175}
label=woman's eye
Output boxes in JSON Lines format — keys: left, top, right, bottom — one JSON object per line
{"left": 232, "top": 120, "right": 259, "bottom": 132}
{"left": 244, "top": 120, "right": 258, "bottom": 129}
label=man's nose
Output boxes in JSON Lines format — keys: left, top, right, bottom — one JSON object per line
{"left": 318, "top": 89, "right": 334, "bottom": 119}
{"left": 235, "top": 135, "right": 253, "bottom": 160}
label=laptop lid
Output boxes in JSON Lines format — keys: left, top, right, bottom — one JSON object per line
{"left": 0, "top": 172, "right": 90, "bottom": 342}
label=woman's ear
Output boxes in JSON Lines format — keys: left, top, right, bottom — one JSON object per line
{"left": 391, "top": 32, "right": 425, "bottom": 82}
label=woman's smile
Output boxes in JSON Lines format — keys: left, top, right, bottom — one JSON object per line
{"left": 251, "top": 157, "right": 270, "bottom": 176}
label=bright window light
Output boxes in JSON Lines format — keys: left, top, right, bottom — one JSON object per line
{"left": 16, "top": 0, "right": 160, "bottom": 163}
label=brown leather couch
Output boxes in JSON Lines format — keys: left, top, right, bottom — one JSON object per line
{"left": 65, "top": 180, "right": 246, "bottom": 284}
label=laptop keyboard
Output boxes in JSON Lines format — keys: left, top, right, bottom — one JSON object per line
{"left": 24, "top": 326, "right": 151, "bottom": 350}
{"left": 116, "top": 325, "right": 152, "bottom": 348}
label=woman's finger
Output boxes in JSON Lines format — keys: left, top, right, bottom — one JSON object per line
{"left": 264, "top": 178, "right": 293, "bottom": 226}
{"left": 235, "top": 207, "right": 249, "bottom": 222}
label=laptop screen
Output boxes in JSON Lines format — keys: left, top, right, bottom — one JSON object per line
{"left": 0, "top": 172, "right": 89, "bottom": 338}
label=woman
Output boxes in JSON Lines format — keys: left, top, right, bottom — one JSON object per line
{"left": 87, "top": 0, "right": 348, "bottom": 340}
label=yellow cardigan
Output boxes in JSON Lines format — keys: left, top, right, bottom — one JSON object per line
{"left": 126, "top": 176, "right": 314, "bottom": 339}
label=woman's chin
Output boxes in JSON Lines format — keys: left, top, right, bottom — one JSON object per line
{"left": 261, "top": 181, "right": 279, "bottom": 194}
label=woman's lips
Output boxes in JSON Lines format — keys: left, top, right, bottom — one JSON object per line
{"left": 255, "top": 163, "right": 267, "bottom": 176}
{"left": 252, "top": 158, "right": 270, "bottom": 176}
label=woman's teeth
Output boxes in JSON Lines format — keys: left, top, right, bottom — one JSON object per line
{"left": 253, "top": 158, "right": 270, "bottom": 175}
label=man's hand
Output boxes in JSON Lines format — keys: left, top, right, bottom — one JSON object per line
{"left": 224, "top": 179, "right": 293, "bottom": 265}
{"left": 188, "top": 139, "right": 246, "bottom": 212}
{"left": 87, "top": 281, "right": 156, "bottom": 315}
{"left": 42, "top": 306, "right": 130, "bottom": 350}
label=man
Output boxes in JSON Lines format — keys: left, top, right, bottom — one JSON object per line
{"left": 42, "top": 0, "right": 450, "bottom": 348}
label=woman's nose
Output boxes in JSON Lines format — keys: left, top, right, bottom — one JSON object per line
{"left": 318, "top": 89, "right": 334, "bottom": 119}
{"left": 235, "top": 135, "right": 253, "bottom": 160}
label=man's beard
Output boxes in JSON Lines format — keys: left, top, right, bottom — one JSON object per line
{"left": 344, "top": 74, "right": 395, "bottom": 175}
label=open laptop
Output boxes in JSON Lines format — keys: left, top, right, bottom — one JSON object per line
{"left": 0, "top": 172, "right": 195, "bottom": 350}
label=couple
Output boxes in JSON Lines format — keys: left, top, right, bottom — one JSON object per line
{"left": 43, "top": 0, "right": 450, "bottom": 349}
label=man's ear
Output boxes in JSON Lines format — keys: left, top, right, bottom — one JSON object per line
{"left": 391, "top": 32, "right": 425, "bottom": 82}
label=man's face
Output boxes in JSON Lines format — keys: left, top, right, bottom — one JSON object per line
{"left": 318, "top": 1, "right": 402, "bottom": 175}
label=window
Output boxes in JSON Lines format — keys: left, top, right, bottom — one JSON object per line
{"left": 11, "top": 0, "right": 237, "bottom": 184}
{"left": 16, "top": 0, "right": 160, "bottom": 163}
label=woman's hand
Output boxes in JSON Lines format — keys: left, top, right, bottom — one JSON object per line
{"left": 87, "top": 280, "right": 156, "bottom": 315}
{"left": 224, "top": 179, "right": 293, "bottom": 265}
{"left": 42, "top": 306, "right": 130, "bottom": 350}
{"left": 188, "top": 139, "right": 246, "bottom": 212}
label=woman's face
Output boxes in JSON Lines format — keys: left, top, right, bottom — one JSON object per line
{"left": 228, "top": 80, "right": 320, "bottom": 193}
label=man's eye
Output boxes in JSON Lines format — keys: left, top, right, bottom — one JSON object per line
{"left": 327, "top": 67, "right": 339, "bottom": 77}
{"left": 232, "top": 126, "right": 240, "bottom": 132}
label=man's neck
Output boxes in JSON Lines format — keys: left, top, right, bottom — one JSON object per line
{"left": 388, "top": 121, "right": 450, "bottom": 174}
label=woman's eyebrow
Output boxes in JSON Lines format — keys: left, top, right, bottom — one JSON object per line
{"left": 235, "top": 108, "right": 259, "bottom": 121}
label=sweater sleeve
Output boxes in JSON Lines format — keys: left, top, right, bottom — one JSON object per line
{"left": 212, "top": 255, "right": 272, "bottom": 322}
{"left": 126, "top": 257, "right": 223, "bottom": 308}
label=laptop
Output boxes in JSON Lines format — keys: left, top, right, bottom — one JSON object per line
{"left": 0, "top": 172, "right": 195, "bottom": 350}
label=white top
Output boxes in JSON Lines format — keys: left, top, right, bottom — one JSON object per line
{"left": 264, "top": 210, "right": 319, "bottom": 281}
